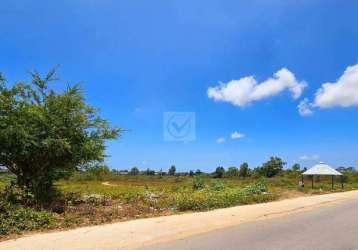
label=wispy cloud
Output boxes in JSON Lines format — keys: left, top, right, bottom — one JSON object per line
{"left": 216, "top": 137, "right": 226, "bottom": 144}
{"left": 299, "top": 154, "right": 319, "bottom": 160}
{"left": 298, "top": 98, "right": 314, "bottom": 116}
{"left": 231, "top": 131, "right": 245, "bottom": 139}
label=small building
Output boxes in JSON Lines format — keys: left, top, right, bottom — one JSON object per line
{"left": 302, "top": 162, "right": 343, "bottom": 189}
{"left": 118, "top": 170, "right": 129, "bottom": 175}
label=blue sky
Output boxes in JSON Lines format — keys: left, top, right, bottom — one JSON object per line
{"left": 1, "top": 0, "right": 358, "bottom": 171}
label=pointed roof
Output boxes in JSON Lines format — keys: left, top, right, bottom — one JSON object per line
{"left": 303, "top": 162, "right": 342, "bottom": 176}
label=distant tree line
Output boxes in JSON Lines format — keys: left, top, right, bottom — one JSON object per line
{"left": 106, "top": 157, "right": 293, "bottom": 178}
{"left": 99, "top": 157, "right": 357, "bottom": 179}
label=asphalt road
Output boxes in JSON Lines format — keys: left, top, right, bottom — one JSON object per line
{"left": 142, "top": 200, "right": 358, "bottom": 250}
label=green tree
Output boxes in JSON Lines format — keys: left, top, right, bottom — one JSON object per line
{"left": 227, "top": 166, "right": 239, "bottom": 177}
{"left": 145, "top": 168, "right": 155, "bottom": 175}
{"left": 258, "top": 157, "right": 286, "bottom": 178}
{"left": 87, "top": 164, "right": 110, "bottom": 178}
{"left": 129, "top": 166, "right": 139, "bottom": 176}
{"left": 291, "top": 163, "right": 301, "bottom": 172}
{"left": 158, "top": 168, "right": 164, "bottom": 176}
{"left": 336, "top": 166, "right": 355, "bottom": 173}
{"left": 0, "top": 69, "right": 120, "bottom": 203}
{"left": 168, "top": 165, "right": 176, "bottom": 176}
{"left": 213, "top": 166, "right": 225, "bottom": 178}
{"left": 239, "top": 162, "right": 250, "bottom": 178}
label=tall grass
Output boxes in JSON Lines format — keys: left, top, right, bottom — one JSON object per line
{"left": 0, "top": 173, "right": 15, "bottom": 190}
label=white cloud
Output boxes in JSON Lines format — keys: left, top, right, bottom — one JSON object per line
{"left": 298, "top": 98, "right": 314, "bottom": 116}
{"left": 314, "top": 63, "right": 358, "bottom": 108}
{"left": 216, "top": 137, "right": 226, "bottom": 144}
{"left": 231, "top": 131, "right": 245, "bottom": 139}
{"left": 299, "top": 154, "right": 319, "bottom": 161}
{"left": 207, "top": 68, "right": 307, "bottom": 107}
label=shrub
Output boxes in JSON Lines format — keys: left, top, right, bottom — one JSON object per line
{"left": 192, "top": 176, "right": 205, "bottom": 190}
{"left": 64, "top": 191, "right": 83, "bottom": 206}
{"left": 0, "top": 200, "right": 56, "bottom": 236}
{"left": 0, "top": 173, "right": 15, "bottom": 190}
{"left": 242, "top": 180, "right": 268, "bottom": 194}
{"left": 211, "top": 180, "right": 226, "bottom": 191}
{"left": 62, "top": 214, "right": 83, "bottom": 227}
{"left": 2, "top": 183, "right": 38, "bottom": 206}
{"left": 174, "top": 180, "right": 275, "bottom": 211}
{"left": 122, "top": 191, "right": 142, "bottom": 203}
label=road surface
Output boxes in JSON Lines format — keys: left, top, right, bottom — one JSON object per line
{"left": 142, "top": 200, "right": 358, "bottom": 250}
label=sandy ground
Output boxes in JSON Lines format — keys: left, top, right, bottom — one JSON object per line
{"left": 1, "top": 190, "right": 358, "bottom": 250}
{"left": 101, "top": 181, "right": 119, "bottom": 187}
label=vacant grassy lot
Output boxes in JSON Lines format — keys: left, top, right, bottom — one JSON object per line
{"left": 1, "top": 171, "right": 358, "bottom": 238}
{"left": 57, "top": 172, "right": 358, "bottom": 200}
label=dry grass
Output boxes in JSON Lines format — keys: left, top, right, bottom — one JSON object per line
{"left": 1, "top": 171, "right": 358, "bottom": 238}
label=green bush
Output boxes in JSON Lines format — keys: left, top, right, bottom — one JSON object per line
{"left": 211, "top": 180, "right": 226, "bottom": 191}
{"left": 0, "top": 200, "right": 56, "bottom": 236}
{"left": 0, "top": 173, "right": 15, "bottom": 190}
{"left": 2, "top": 184, "right": 35, "bottom": 206}
{"left": 174, "top": 180, "right": 275, "bottom": 211}
{"left": 192, "top": 176, "right": 205, "bottom": 190}
{"left": 64, "top": 191, "right": 83, "bottom": 205}
{"left": 62, "top": 214, "right": 83, "bottom": 227}
{"left": 122, "top": 191, "right": 143, "bottom": 203}
{"left": 242, "top": 180, "right": 268, "bottom": 194}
